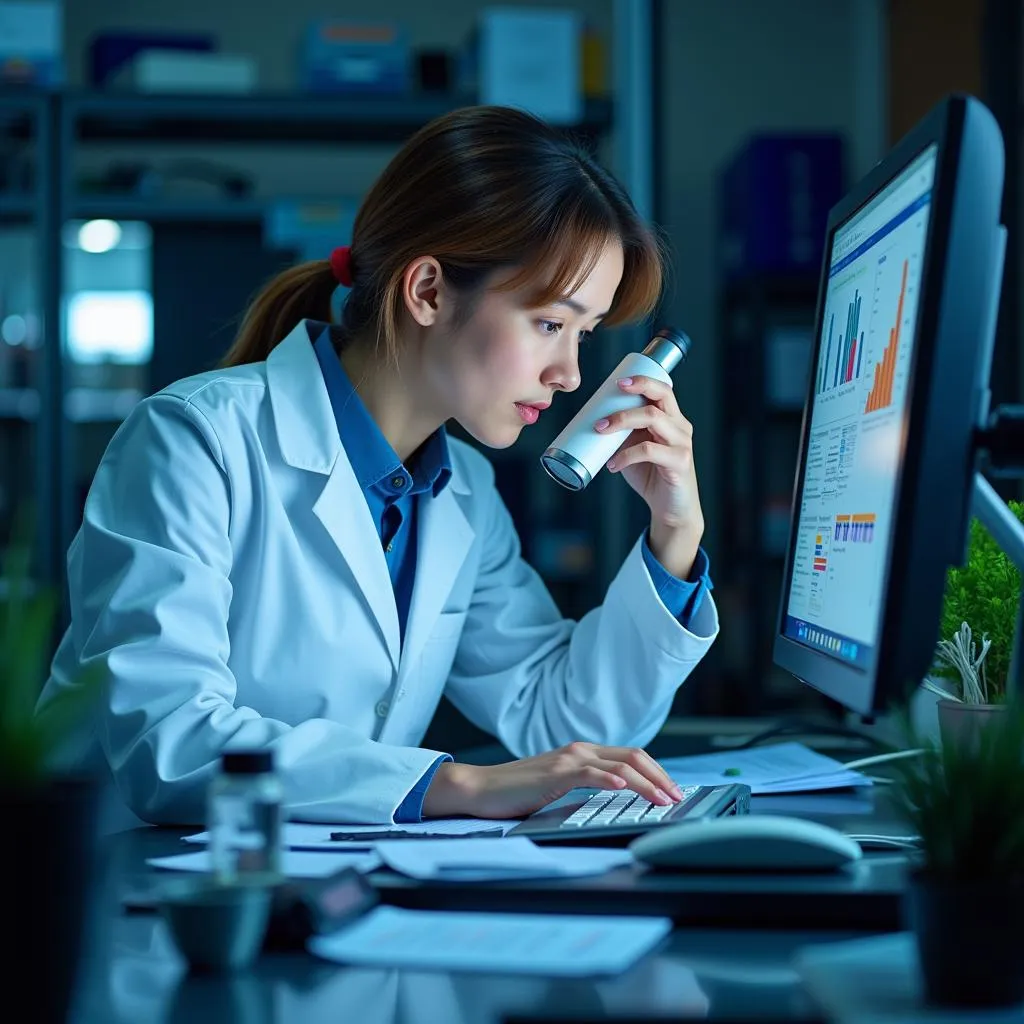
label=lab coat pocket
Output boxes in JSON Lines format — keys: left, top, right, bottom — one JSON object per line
{"left": 419, "top": 611, "right": 467, "bottom": 701}
{"left": 395, "top": 612, "right": 468, "bottom": 744}
{"left": 428, "top": 610, "right": 468, "bottom": 643}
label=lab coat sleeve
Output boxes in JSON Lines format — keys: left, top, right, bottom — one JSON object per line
{"left": 62, "top": 395, "right": 446, "bottom": 826}
{"left": 640, "top": 538, "right": 714, "bottom": 624}
{"left": 442, "top": 466, "right": 719, "bottom": 757}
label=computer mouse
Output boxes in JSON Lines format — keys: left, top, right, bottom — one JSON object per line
{"left": 628, "top": 815, "right": 863, "bottom": 872}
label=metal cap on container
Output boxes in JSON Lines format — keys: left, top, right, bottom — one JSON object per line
{"left": 222, "top": 751, "right": 274, "bottom": 775}
{"left": 643, "top": 327, "right": 692, "bottom": 373}
{"left": 540, "top": 448, "right": 592, "bottom": 491}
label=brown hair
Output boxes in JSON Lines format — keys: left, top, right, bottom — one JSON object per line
{"left": 221, "top": 105, "right": 664, "bottom": 368}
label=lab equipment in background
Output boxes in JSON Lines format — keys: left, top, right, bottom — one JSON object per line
{"left": 460, "top": 7, "right": 582, "bottom": 123}
{"left": 299, "top": 20, "right": 411, "bottom": 94}
{"left": 263, "top": 198, "right": 357, "bottom": 263}
{"left": 78, "top": 159, "right": 254, "bottom": 204}
{"left": 87, "top": 30, "right": 214, "bottom": 86}
{"left": 108, "top": 50, "right": 258, "bottom": 94}
{"left": 207, "top": 751, "right": 284, "bottom": 885}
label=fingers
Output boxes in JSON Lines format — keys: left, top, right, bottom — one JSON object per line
{"left": 595, "top": 402, "right": 689, "bottom": 446}
{"left": 576, "top": 765, "right": 631, "bottom": 792}
{"left": 607, "top": 438, "right": 690, "bottom": 476}
{"left": 597, "top": 745, "right": 682, "bottom": 797}
{"left": 558, "top": 742, "right": 684, "bottom": 806}
{"left": 591, "top": 759, "right": 677, "bottom": 806}
{"left": 617, "top": 374, "right": 686, "bottom": 421}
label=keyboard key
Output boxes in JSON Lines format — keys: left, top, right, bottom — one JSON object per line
{"left": 643, "top": 804, "right": 674, "bottom": 820}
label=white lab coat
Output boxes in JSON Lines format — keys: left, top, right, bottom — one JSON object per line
{"left": 41, "top": 320, "right": 719, "bottom": 826}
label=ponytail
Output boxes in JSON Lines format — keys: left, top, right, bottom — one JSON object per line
{"left": 220, "top": 259, "right": 338, "bottom": 367}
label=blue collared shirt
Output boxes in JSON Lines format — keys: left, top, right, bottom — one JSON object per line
{"left": 641, "top": 539, "right": 713, "bottom": 623}
{"left": 312, "top": 324, "right": 713, "bottom": 821}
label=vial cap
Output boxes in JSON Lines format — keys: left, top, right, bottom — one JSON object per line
{"left": 222, "top": 751, "right": 274, "bottom": 775}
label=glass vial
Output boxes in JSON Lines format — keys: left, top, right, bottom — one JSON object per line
{"left": 207, "top": 751, "right": 284, "bottom": 884}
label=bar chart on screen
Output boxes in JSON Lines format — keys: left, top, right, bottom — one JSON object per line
{"left": 834, "top": 513, "right": 876, "bottom": 544}
{"left": 864, "top": 257, "right": 910, "bottom": 415}
{"left": 816, "top": 264, "right": 873, "bottom": 397}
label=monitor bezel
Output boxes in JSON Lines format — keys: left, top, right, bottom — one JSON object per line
{"left": 772, "top": 95, "right": 1004, "bottom": 716}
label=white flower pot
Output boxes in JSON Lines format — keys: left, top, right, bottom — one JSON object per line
{"left": 936, "top": 699, "right": 1005, "bottom": 751}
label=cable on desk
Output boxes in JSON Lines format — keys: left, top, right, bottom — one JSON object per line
{"left": 847, "top": 833, "right": 921, "bottom": 850}
{"left": 841, "top": 748, "right": 926, "bottom": 772}
{"left": 732, "top": 716, "right": 898, "bottom": 753}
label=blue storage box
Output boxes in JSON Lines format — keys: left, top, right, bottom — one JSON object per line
{"left": 300, "top": 20, "right": 410, "bottom": 94}
{"left": 718, "top": 134, "right": 844, "bottom": 279}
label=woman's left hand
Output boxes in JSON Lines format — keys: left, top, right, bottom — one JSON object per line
{"left": 596, "top": 375, "right": 704, "bottom": 577}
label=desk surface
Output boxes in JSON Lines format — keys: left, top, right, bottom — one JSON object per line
{"left": 68, "top": 729, "right": 916, "bottom": 1023}
{"left": 78, "top": 906, "right": 866, "bottom": 1023}
{"left": 73, "top": 793, "right": 912, "bottom": 1023}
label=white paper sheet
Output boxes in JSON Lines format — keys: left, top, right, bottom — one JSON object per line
{"left": 324, "top": 818, "right": 519, "bottom": 838}
{"left": 374, "top": 837, "right": 633, "bottom": 881}
{"left": 147, "top": 849, "right": 382, "bottom": 878}
{"left": 183, "top": 818, "right": 519, "bottom": 850}
{"left": 660, "top": 742, "right": 872, "bottom": 794}
{"left": 309, "top": 906, "right": 672, "bottom": 976}
{"left": 183, "top": 823, "right": 335, "bottom": 848}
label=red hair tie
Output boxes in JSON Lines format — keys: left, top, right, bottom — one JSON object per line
{"left": 329, "top": 245, "right": 353, "bottom": 287}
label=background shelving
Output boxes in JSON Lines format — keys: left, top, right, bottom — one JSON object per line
{"left": 0, "top": 5, "right": 652, "bottom": 755}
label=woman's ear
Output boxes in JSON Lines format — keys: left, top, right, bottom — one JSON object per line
{"left": 401, "top": 257, "right": 445, "bottom": 327}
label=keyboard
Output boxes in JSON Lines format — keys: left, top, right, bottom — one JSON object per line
{"left": 560, "top": 785, "right": 703, "bottom": 829}
{"left": 506, "top": 782, "right": 751, "bottom": 845}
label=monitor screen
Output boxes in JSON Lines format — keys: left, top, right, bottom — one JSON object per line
{"left": 781, "top": 145, "right": 938, "bottom": 675}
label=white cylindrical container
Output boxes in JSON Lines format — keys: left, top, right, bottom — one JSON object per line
{"left": 540, "top": 327, "right": 692, "bottom": 490}
{"left": 207, "top": 750, "right": 284, "bottom": 885}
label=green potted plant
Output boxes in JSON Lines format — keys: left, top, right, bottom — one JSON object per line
{"left": 0, "top": 533, "right": 105, "bottom": 1022}
{"left": 924, "top": 501, "right": 1024, "bottom": 747}
{"left": 891, "top": 702, "right": 1024, "bottom": 1008}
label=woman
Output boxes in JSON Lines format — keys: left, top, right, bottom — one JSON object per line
{"left": 41, "top": 106, "right": 718, "bottom": 826}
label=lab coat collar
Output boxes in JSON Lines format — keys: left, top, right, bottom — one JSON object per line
{"left": 266, "top": 321, "right": 468, "bottom": 494}
{"left": 311, "top": 325, "right": 453, "bottom": 499}
{"left": 266, "top": 320, "right": 474, "bottom": 671}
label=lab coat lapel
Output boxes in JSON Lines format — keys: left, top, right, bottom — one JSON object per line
{"left": 401, "top": 476, "right": 475, "bottom": 672}
{"left": 313, "top": 462, "right": 401, "bottom": 671}
{"left": 267, "top": 321, "right": 401, "bottom": 670}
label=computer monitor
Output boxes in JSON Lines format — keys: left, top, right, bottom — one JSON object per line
{"left": 774, "top": 95, "right": 1006, "bottom": 717}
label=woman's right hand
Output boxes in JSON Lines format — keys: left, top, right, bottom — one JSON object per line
{"left": 421, "top": 741, "right": 685, "bottom": 820}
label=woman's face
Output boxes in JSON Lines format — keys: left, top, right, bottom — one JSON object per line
{"left": 425, "top": 239, "right": 625, "bottom": 449}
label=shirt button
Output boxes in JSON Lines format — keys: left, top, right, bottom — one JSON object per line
{"left": 375, "top": 700, "right": 390, "bottom": 718}
{"left": 391, "top": 475, "right": 406, "bottom": 489}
